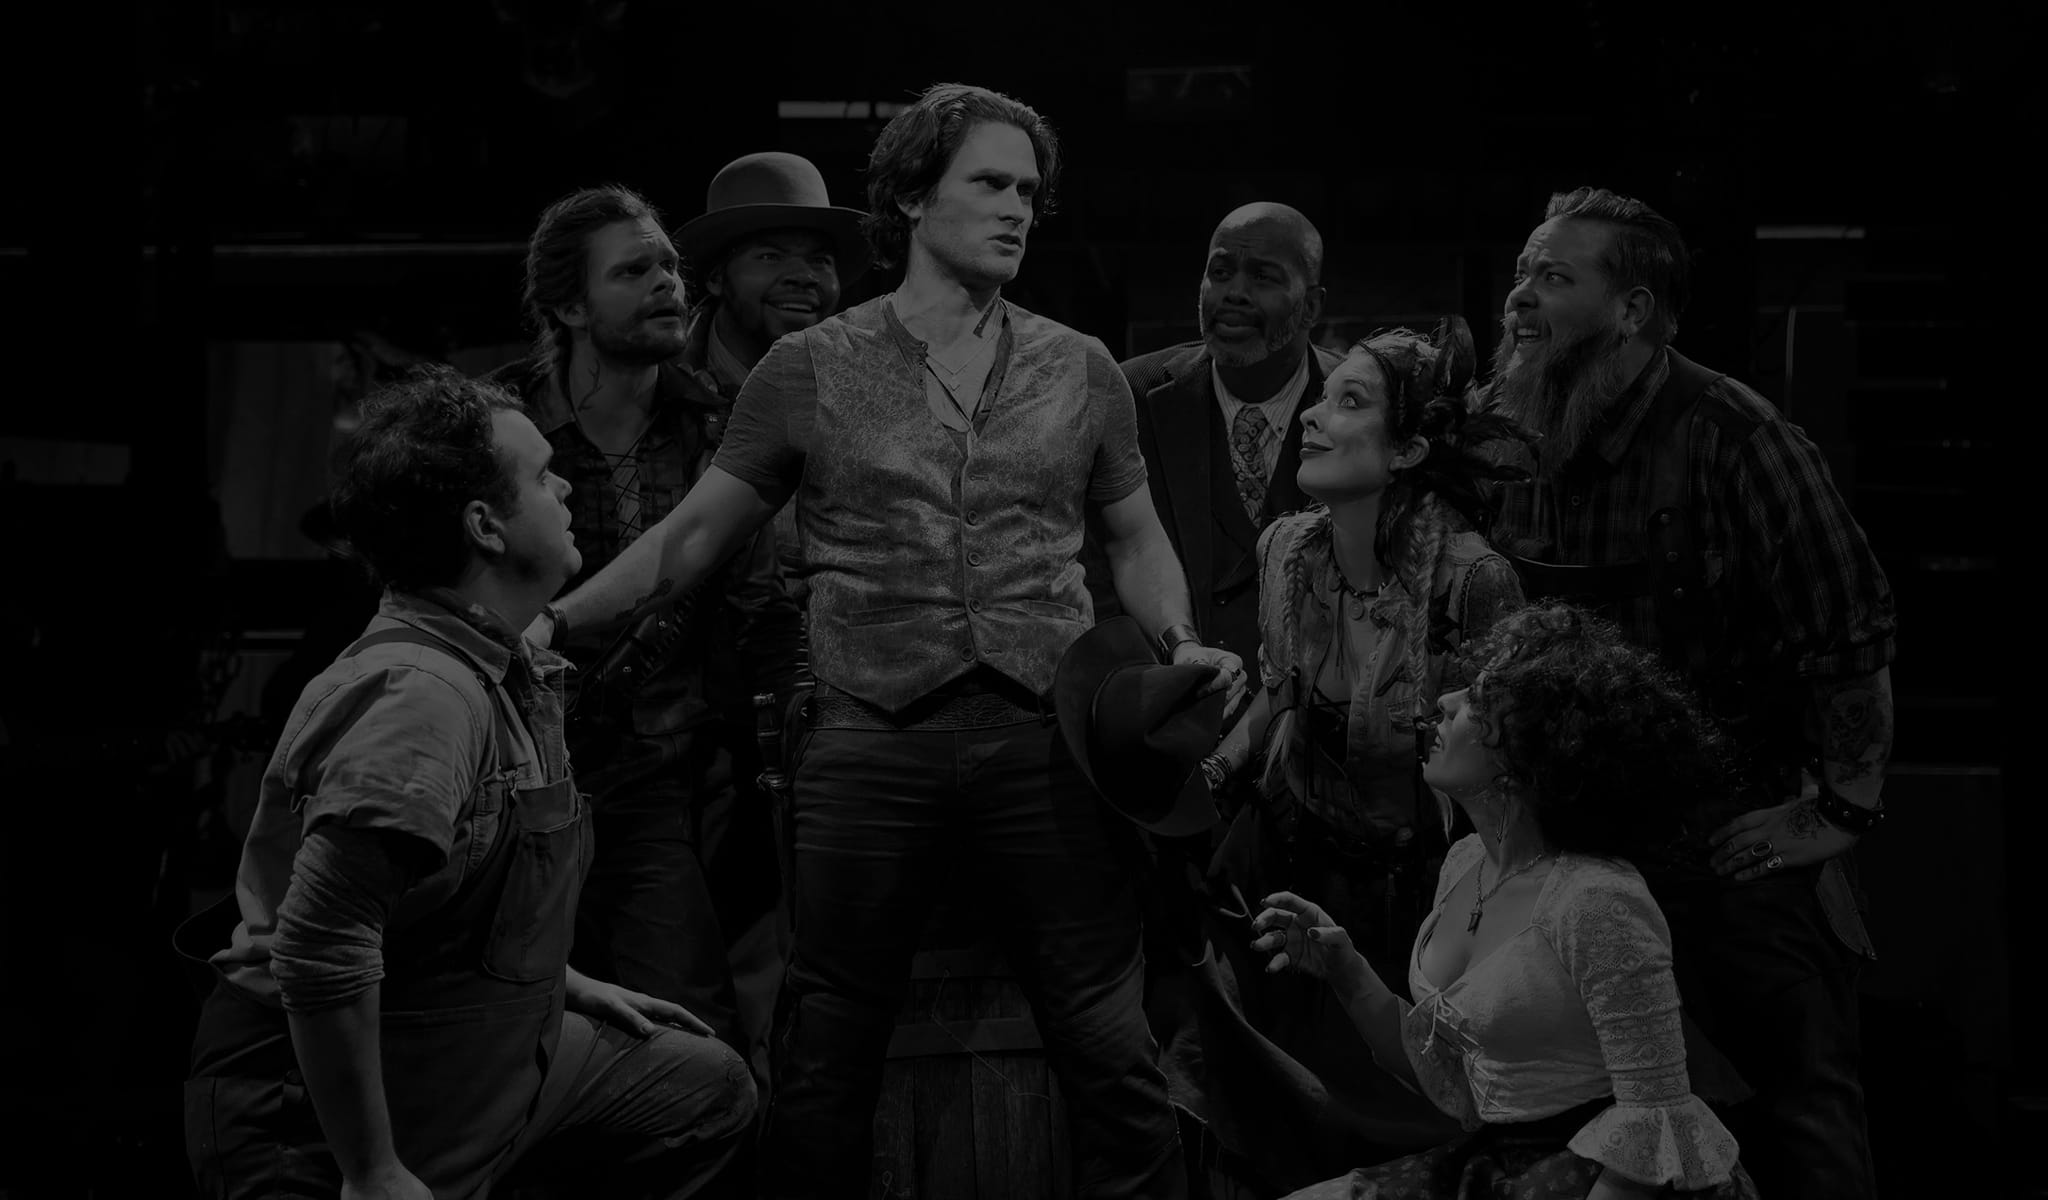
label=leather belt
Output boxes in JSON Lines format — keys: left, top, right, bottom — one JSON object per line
{"left": 807, "top": 677, "right": 1048, "bottom": 732}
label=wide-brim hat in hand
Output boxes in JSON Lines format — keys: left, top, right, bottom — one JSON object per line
{"left": 674, "top": 152, "right": 871, "bottom": 285}
{"left": 1054, "top": 616, "right": 1228, "bottom": 837}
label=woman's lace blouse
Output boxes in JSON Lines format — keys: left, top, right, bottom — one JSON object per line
{"left": 1397, "top": 834, "right": 1742, "bottom": 1189}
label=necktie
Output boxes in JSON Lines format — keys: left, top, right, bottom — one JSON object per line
{"left": 1230, "top": 402, "right": 1273, "bottom": 524}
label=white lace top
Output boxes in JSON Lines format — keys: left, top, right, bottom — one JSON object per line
{"left": 1398, "top": 835, "right": 1741, "bottom": 1189}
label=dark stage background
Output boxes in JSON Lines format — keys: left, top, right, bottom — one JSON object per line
{"left": 0, "top": 1, "right": 2030, "bottom": 1195}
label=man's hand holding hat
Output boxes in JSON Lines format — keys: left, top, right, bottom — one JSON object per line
{"left": 1156, "top": 620, "right": 1248, "bottom": 712}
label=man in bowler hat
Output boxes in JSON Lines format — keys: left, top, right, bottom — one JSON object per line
{"left": 675, "top": 151, "right": 870, "bottom": 405}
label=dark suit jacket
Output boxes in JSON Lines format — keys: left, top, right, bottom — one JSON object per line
{"left": 1085, "top": 340, "right": 1344, "bottom": 668}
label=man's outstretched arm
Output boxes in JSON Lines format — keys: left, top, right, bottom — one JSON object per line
{"left": 538, "top": 466, "right": 785, "bottom": 645}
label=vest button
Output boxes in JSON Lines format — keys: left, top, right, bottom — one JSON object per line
{"left": 967, "top": 551, "right": 984, "bottom": 566}
{"left": 966, "top": 511, "right": 979, "bottom": 525}
{"left": 969, "top": 598, "right": 984, "bottom": 612}
{"left": 1672, "top": 587, "right": 1686, "bottom": 600}
{"left": 1664, "top": 551, "right": 1680, "bottom": 564}
{"left": 1656, "top": 511, "right": 1674, "bottom": 526}
{"left": 1569, "top": 495, "right": 1584, "bottom": 508}
{"left": 959, "top": 645, "right": 976, "bottom": 661}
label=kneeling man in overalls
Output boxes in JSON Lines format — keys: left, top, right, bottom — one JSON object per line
{"left": 183, "top": 365, "right": 756, "bottom": 1200}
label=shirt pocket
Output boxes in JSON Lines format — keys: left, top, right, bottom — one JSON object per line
{"left": 465, "top": 769, "right": 515, "bottom": 876}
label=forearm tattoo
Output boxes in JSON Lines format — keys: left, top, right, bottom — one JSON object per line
{"left": 612, "top": 577, "right": 675, "bottom": 628}
{"left": 1814, "top": 669, "right": 1894, "bottom": 787}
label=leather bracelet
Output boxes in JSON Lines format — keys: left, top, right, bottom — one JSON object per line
{"left": 1813, "top": 779, "right": 1884, "bottom": 836}
{"left": 1157, "top": 622, "right": 1201, "bottom": 662}
{"left": 542, "top": 603, "right": 569, "bottom": 652}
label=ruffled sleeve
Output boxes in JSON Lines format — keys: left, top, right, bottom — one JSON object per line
{"left": 1554, "top": 866, "right": 1743, "bottom": 1190}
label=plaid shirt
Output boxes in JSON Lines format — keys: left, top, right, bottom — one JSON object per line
{"left": 487, "top": 357, "right": 803, "bottom": 737}
{"left": 1490, "top": 349, "right": 1897, "bottom": 689}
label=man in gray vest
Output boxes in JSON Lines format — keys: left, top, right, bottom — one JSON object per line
{"left": 531, "top": 83, "right": 1238, "bottom": 1199}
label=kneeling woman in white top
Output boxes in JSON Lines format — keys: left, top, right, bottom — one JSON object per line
{"left": 1255, "top": 602, "right": 1758, "bottom": 1200}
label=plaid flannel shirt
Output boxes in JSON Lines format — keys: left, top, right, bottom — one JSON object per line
{"left": 486, "top": 357, "right": 803, "bottom": 736}
{"left": 1491, "top": 349, "right": 1897, "bottom": 688}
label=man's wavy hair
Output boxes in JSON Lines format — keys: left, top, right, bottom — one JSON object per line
{"left": 522, "top": 184, "right": 667, "bottom": 384}
{"left": 1456, "top": 602, "right": 1736, "bottom": 864}
{"left": 861, "top": 82, "right": 1062, "bottom": 271}
{"left": 1544, "top": 186, "right": 1692, "bottom": 346}
{"left": 331, "top": 364, "right": 526, "bottom": 591}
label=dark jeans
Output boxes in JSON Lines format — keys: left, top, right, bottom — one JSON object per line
{"left": 757, "top": 719, "right": 1186, "bottom": 1199}
{"left": 1651, "top": 862, "right": 1876, "bottom": 1199}
{"left": 572, "top": 727, "right": 787, "bottom": 1083}
{"left": 185, "top": 983, "right": 756, "bottom": 1199}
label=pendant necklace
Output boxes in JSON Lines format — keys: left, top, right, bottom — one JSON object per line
{"left": 1467, "top": 850, "right": 1553, "bottom": 933}
{"left": 927, "top": 332, "right": 994, "bottom": 381}
{"left": 1330, "top": 548, "right": 1382, "bottom": 621}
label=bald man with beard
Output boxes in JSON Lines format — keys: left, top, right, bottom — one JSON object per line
{"left": 1090, "top": 203, "right": 1336, "bottom": 670}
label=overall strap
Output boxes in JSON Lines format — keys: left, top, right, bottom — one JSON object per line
{"left": 341, "top": 625, "right": 535, "bottom": 776}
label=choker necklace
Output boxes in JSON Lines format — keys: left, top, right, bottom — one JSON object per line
{"left": 1467, "top": 850, "right": 1552, "bottom": 933}
{"left": 1330, "top": 551, "right": 1382, "bottom": 616}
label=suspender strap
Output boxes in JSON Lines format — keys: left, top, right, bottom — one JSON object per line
{"left": 341, "top": 624, "right": 534, "bottom": 774}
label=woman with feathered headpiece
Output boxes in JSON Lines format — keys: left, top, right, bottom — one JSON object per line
{"left": 1182, "top": 315, "right": 1534, "bottom": 1190}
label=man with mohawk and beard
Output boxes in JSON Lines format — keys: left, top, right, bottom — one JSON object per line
{"left": 1484, "top": 186, "right": 1897, "bottom": 1200}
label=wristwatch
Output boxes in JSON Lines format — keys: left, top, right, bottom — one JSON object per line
{"left": 1156, "top": 622, "right": 1201, "bottom": 662}
{"left": 542, "top": 603, "right": 570, "bottom": 652}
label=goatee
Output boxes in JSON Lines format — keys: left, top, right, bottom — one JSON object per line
{"left": 1491, "top": 321, "right": 1635, "bottom": 480}
{"left": 1202, "top": 297, "right": 1314, "bottom": 369}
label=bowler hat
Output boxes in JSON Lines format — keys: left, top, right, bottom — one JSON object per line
{"left": 1054, "top": 616, "right": 1227, "bottom": 837}
{"left": 673, "top": 152, "right": 871, "bottom": 284}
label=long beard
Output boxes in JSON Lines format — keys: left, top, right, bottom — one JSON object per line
{"left": 1202, "top": 297, "right": 1313, "bottom": 369}
{"left": 1491, "top": 321, "right": 1634, "bottom": 480}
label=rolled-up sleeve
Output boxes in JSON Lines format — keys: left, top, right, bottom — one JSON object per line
{"left": 271, "top": 825, "right": 420, "bottom": 1012}
{"left": 291, "top": 664, "right": 486, "bottom": 866}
